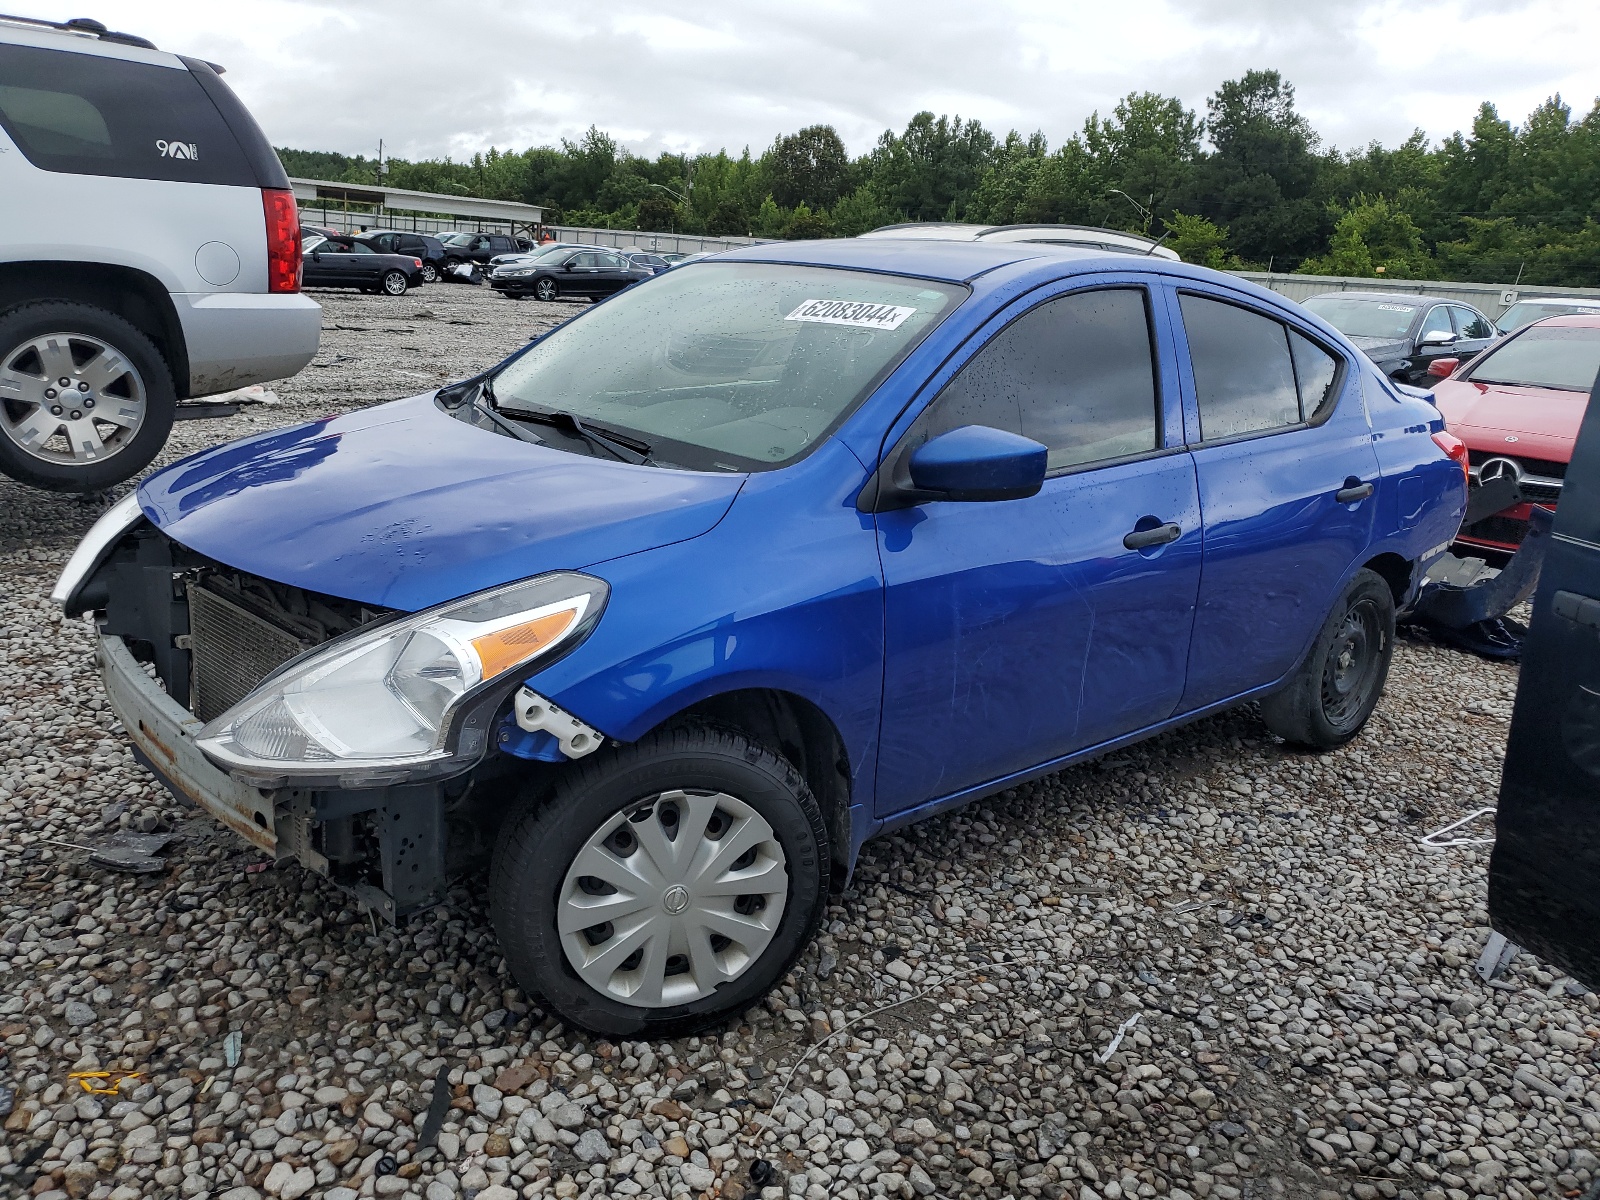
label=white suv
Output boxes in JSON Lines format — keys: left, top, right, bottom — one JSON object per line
{"left": 0, "top": 14, "right": 320, "bottom": 491}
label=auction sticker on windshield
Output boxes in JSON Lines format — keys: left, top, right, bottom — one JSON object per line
{"left": 785, "top": 299, "right": 916, "bottom": 330}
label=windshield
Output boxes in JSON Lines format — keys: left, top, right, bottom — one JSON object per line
{"left": 1302, "top": 296, "right": 1418, "bottom": 340}
{"left": 1465, "top": 325, "right": 1600, "bottom": 392}
{"left": 492, "top": 262, "right": 964, "bottom": 470}
{"left": 1496, "top": 301, "right": 1592, "bottom": 334}
{"left": 440, "top": 233, "right": 475, "bottom": 246}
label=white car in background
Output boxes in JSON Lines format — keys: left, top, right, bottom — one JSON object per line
{"left": 0, "top": 14, "right": 319, "bottom": 491}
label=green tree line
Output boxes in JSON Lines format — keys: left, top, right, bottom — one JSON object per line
{"left": 278, "top": 69, "right": 1600, "bottom": 285}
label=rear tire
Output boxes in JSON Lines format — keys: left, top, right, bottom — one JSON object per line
{"left": 420, "top": 262, "right": 439, "bottom": 283}
{"left": 1260, "top": 568, "right": 1394, "bottom": 750}
{"left": 0, "top": 301, "right": 176, "bottom": 492}
{"left": 380, "top": 270, "right": 408, "bottom": 296}
{"left": 489, "top": 724, "right": 831, "bottom": 1038}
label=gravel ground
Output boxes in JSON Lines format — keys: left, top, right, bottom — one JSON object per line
{"left": 2, "top": 282, "right": 1596, "bottom": 1200}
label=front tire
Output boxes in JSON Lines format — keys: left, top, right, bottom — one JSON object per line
{"left": 0, "top": 301, "right": 176, "bottom": 492}
{"left": 1260, "top": 568, "right": 1394, "bottom": 750}
{"left": 490, "top": 724, "right": 831, "bottom": 1038}
{"left": 534, "top": 277, "right": 559, "bottom": 302}
{"left": 380, "top": 270, "right": 408, "bottom": 296}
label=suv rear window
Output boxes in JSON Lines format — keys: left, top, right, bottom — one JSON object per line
{"left": 0, "top": 44, "right": 255, "bottom": 185}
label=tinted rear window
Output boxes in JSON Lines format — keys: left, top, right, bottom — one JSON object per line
{"left": 0, "top": 44, "right": 254, "bottom": 185}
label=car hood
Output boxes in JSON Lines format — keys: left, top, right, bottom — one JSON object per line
{"left": 1345, "top": 335, "right": 1410, "bottom": 361}
{"left": 1432, "top": 378, "right": 1589, "bottom": 445}
{"left": 137, "top": 393, "right": 746, "bottom": 611}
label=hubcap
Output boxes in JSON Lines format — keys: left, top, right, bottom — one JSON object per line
{"left": 0, "top": 332, "right": 146, "bottom": 464}
{"left": 1321, "top": 597, "right": 1384, "bottom": 726}
{"left": 537, "top": 281, "right": 555, "bottom": 300}
{"left": 385, "top": 273, "right": 406, "bottom": 294}
{"left": 557, "top": 790, "right": 788, "bottom": 1008}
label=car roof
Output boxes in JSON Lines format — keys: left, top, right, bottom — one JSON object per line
{"left": 1305, "top": 291, "right": 1452, "bottom": 305}
{"left": 1528, "top": 313, "right": 1600, "bottom": 328}
{"left": 714, "top": 236, "right": 1123, "bottom": 284}
{"left": 1513, "top": 297, "right": 1600, "bottom": 308}
{"left": 861, "top": 221, "right": 1182, "bottom": 261}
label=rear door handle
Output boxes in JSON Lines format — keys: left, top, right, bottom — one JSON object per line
{"left": 1123, "top": 522, "right": 1182, "bottom": 550}
{"left": 1553, "top": 590, "right": 1600, "bottom": 629}
{"left": 1336, "top": 479, "right": 1375, "bottom": 503}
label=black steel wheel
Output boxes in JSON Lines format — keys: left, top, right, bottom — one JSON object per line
{"left": 1261, "top": 567, "right": 1395, "bottom": 750}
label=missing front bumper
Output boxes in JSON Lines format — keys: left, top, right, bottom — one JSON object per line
{"left": 98, "top": 632, "right": 450, "bottom": 919}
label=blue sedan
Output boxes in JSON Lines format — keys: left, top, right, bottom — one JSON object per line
{"left": 56, "top": 236, "right": 1467, "bottom": 1035}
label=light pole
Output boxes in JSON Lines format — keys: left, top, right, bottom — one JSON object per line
{"left": 1107, "top": 189, "right": 1153, "bottom": 236}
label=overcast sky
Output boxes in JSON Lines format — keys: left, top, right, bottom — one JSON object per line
{"left": 46, "top": 0, "right": 1600, "bottom": 162}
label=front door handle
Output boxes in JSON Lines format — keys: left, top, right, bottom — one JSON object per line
{"left": 1123, "top": 522, "right": 1182, "bottom": 550}
{"left": 1336, "top": 479, "right": 1375, "bottom": 503}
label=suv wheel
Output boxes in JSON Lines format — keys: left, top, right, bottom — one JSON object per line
{"left": 380, "top": 270, "right": 409, "bottom": 296}
{"left": 1260, "top": 567, "right": 1394, "bottom": 750}
{"left": 0, "top": 301, "right": 176, "bottom": 492}
{"left": 420, "top": 262, "right": 439, "bottom": 284}
{"left": 490, "top": 724, "right": 830, "bottom": 1037}
{"left": 534, "top": 277, "right": 559, "bottom": 302}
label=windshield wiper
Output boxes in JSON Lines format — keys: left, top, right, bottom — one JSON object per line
{"left": 466, "top": 377, "right": 546, "bottom": 446}
{"left": 508, "top": 408, "right": 651, "bottom": 464}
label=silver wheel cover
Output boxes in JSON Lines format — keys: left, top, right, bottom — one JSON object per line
{"left": 558, "top": 790, "right": 788, "bottom": 1007}
{"left": 0, "top": 332, "right": 146, "bottom": 464}
{"left": 384, "top": 272, "right": 407, "bottom": 294}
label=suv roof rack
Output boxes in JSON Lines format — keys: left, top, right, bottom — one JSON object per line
{"left": 0, "top": 12, "right": 158, "bottom": 50}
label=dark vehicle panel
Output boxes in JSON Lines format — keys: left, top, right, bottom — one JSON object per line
{"left": 301, "top": 236, "right": 423, "bottom": 294}
{"left": 357, "top": 230, "right": 446, "bottom": 282}
{"left": 488, "top": 247, "right": 647, "bottom": 301}
{"left": 439, "top": 232, "right": 521, "bottom": 266}
{"left": 1302, "top": 292, "right": 1496, "bottom": 386}
{"left": 1489, "top": 366, "right": 1600, "bottom": 989}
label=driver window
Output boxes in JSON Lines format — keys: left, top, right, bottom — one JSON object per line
{"left": 572, "top": 252, "right": 598, "bottom": 268}
{"left": 1419, "top": 306, "right": 1454, "bottom": 341}
{"left": 920, "top": 287, "right": 1160, "bottom": 471}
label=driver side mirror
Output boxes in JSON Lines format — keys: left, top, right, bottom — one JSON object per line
{"left": 1419, "top": 329, "right": 1456, "bottom": 348}
{"left": 907, "top": 426, "right": 1048, "bottom": 502}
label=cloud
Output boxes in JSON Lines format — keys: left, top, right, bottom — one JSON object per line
{"left": 43, "top": 0, "right": 1600, "bottom": 161}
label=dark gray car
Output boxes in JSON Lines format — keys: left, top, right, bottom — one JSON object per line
{"left": 1301, "top": 292, "right": 1497, "bottom": 385}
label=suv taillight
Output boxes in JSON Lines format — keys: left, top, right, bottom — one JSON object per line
{"left": 262, "top": 188, "right": 301, "bottom": 293}
{"left": 1432, "top": 429, "right": 1471, "bottom": 488}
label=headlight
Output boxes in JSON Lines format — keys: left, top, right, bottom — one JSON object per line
{"left": 53, "top": 490, "right": 144, "bottom": 613}
{"left": 197, "top": 571, "right": 607, "bottom": 786}
{"left": 507, "top": 268, "right": 534, "bottom": 277}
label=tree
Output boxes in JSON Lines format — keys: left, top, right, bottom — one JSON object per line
{"left": 782, "top": 203, "right": 831, "bottom": 239}
{"left": 706, "top": 199, "right": 750, "bottom": 236}
{"left": 636, "top": 193, "right": 678, "bottom": 232}
{"left": 1162, "top": 213, "right": 1234, "bottom": 268}
{"left": 765, "top": 125, "right": 850, "bottom": 209}
{"left": 866, "top": 112, "right": 998, "bottom": 221}
{"left": 1298, "top": 196, "right": 1430, "bottom": 277}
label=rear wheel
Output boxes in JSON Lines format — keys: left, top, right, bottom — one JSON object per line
{"left": 534, "top": 277, "right": 558, "bottom": 302}
{"left": 490, "top": 724, "right": 830, "bottom": 1037}
{"left": 1261, "top": 568, "right": 1394, "bottom": 749}
{"left": 380, "top": 270, "right": 408, "bottom": 296}
{"left": 0, "top": 301, "right": 176, "bottom": 492}
{"left": 420, "top": 262, "right": 439, "bottom": 284}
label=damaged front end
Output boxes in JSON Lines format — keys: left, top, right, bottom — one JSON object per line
{"left": 61, "top": 511, "right": 607, "bottom": 920}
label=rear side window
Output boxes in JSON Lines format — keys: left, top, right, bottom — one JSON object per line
{"left": 1180, "top": 295, "right": 1343, "bottom": 440}
{"left": 0, "top": 44, "right": 255, "bottom": 185}
{"left": 1450, "top": 306, "right": 1495, "bottom": 340}
{"left": 925, "top": 287, "right": 1160, "bottom": 471}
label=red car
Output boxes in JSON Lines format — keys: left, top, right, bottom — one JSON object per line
{"left": 1431, "top": 314, "right": 1600, "bottom": 552}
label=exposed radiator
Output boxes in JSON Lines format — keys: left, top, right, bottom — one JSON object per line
{"left": 186, "top": 582, "right": 310, "bottom": 723}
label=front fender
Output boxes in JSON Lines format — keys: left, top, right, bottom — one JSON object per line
{"left": 522, "top": 439, "right": 888, "bottom": 812}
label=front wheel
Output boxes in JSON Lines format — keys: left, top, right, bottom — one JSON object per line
{"left": 380, "top": 270, "right": 408, "bottom": 296}
{"left": 1260, "top": 567, "right": 1395, "bottom": 750}
{"left": 534, "top": 277, "right": 559, "bottom": 302}
{"left": 489, "top": 724, "right": 831, "bottom": 1038}
{"left": 0, "top": 301, "right": 176, "bottom": 492}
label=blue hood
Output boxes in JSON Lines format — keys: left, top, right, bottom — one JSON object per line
{"left": 138, "top": 394, "right": 745, "bottom": 610}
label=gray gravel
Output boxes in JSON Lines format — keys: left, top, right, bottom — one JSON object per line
{"left": 2, "top": 281, "right": 1595, "bottom": 1200}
